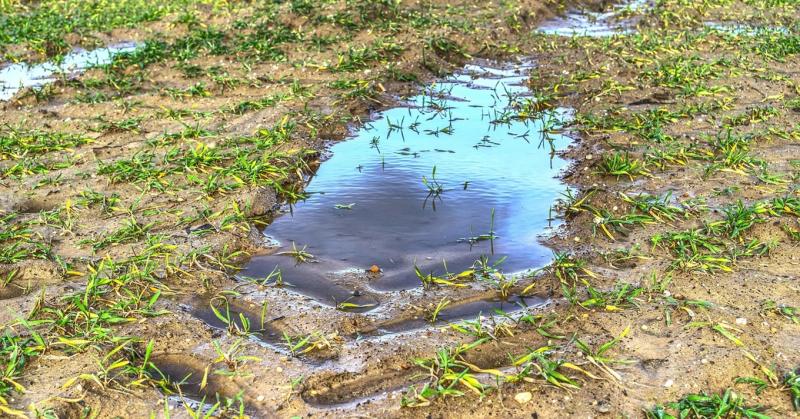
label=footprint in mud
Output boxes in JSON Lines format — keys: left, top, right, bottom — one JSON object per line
{"left": 11, "top": 197, "right": 60, "bottom": 214}
{"left": 149, "top": 354, "right": 243, "bottom": 404}
{"left": 304, "top": 296, "right": 552, "bottom": 407}
{"left": 0, "top": 260, "right": 63, "bottom": 300}
{"left": 303, "top": 326, "right": 549, "bottom": 407}
{"left": 185, "top": 295, "right": 286, "bottom": 348}
{"left": 302, "top": 363, "right": 414, "bottom": 407}
{"left": 368, "top": 293, "right": 549, "bottom": 336}
{"left": 0, "top": 283, "right": 26, "bottom": 299}
{"left": 184, "top": 295, "right": 342, "bottom": 363}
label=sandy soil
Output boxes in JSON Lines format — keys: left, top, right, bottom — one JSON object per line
{"left": 0, "top": 0, "right": 798, "bottom": 418}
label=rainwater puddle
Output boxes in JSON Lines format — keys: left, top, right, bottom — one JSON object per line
{"left": 537, "top": 0, "right": 650, "bottom": 37}
{"left": 0, "top": 42, "right": 138, "bottom": 101}
{"left": 241, "top": 62, "right": 573, "bottom": 309}
{"left": 703, "top": 21, "right": 789, "bottom": 36}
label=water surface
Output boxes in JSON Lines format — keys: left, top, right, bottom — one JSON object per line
{"left": 242, "top": 63, "right": 572, "bottom": 308}
{"left": 703, "top": 21, "right": 789, "bottom": 36}
{"left": 537, "top": 0, "right": 649, "bottom": 37}
{"left": 0, "top": 42, "right": 137, "bottom": 101}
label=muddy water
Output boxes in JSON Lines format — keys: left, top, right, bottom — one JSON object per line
{"left": 185, "top": 295, "right": 287, "bottom": 350}
{"left": 537, "top": 0, "right": 649, "bottom": 36}
{"left": 241, "top": 62, "right": 572, "bottom": 309}
{"left": 0, "top": 42, "right": 138, "bottom": 101}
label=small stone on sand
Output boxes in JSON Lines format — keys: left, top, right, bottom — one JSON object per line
{"left": 515, "top": 392, "right": 533, "bottom": 404}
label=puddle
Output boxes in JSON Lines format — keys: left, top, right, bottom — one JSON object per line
{"left": 703, "top": 21, "right": 789, "bottom": 36}
{"left": 240, "top": 62, "right": 573, "bottom": 307}
{"left": 537, "top": 0, "right": 650, "bottom": 37}
{"left": 0, "top": 42, "right": 138, "bottom": 101}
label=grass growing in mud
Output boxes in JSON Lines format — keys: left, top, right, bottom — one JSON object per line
{"left": 1, "top": 0, "right": 800, "bottom": 417}
{"left": 525, "top": 0, "right": 800, "bottom": 416}
{"left": 0, "top": 0, "right": 559, "bottom": 415}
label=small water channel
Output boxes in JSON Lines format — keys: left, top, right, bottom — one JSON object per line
{"left": 240, "top": 62, "right": 573, "bottom": 309}
{"left": 537, "top": 0, "right": 649, "bottom": 37}
{"left": 703, "top": 21, "right": 790, "bottom": 36}
{"left": 0, "top": 42, "right": 137, "bottom": 101}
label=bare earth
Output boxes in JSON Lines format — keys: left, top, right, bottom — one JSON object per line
{"left": 0, "top": 0, "right": 798, "bottom": 418}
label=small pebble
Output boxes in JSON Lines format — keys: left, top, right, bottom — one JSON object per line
{"left": 663, "top": 379, "right": 674, "bottom": 388}
{"left": 735, "top": 317, "right": 747, "bottom": 325}
{"left": 515, "top": 392, "right": 533, "bottom": 404}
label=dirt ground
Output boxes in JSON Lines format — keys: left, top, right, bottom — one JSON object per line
{"left": 0, "top": 0, "right": 799, "bottom": 418}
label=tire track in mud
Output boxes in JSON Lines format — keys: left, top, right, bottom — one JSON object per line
{"left": 154, "top": 285, "right": 555, "bottom": 409}
{"left": 300, "top": 325, "right": 557, "bottom": 408}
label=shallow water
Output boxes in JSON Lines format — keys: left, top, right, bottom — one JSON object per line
{"left": 185, "top": 295, "right": 287, "bottom": 349}
{"left": 537, "top": 0, "right": 649, "bottom": 37}
{"left": 241, "top": 62, "right": 572, "bottom": 309}
{"left": 0, "top": 42, "right": 137, "bottom": 101}
{"left": 703, "top": 21, "right": 789, "bottom": 36}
